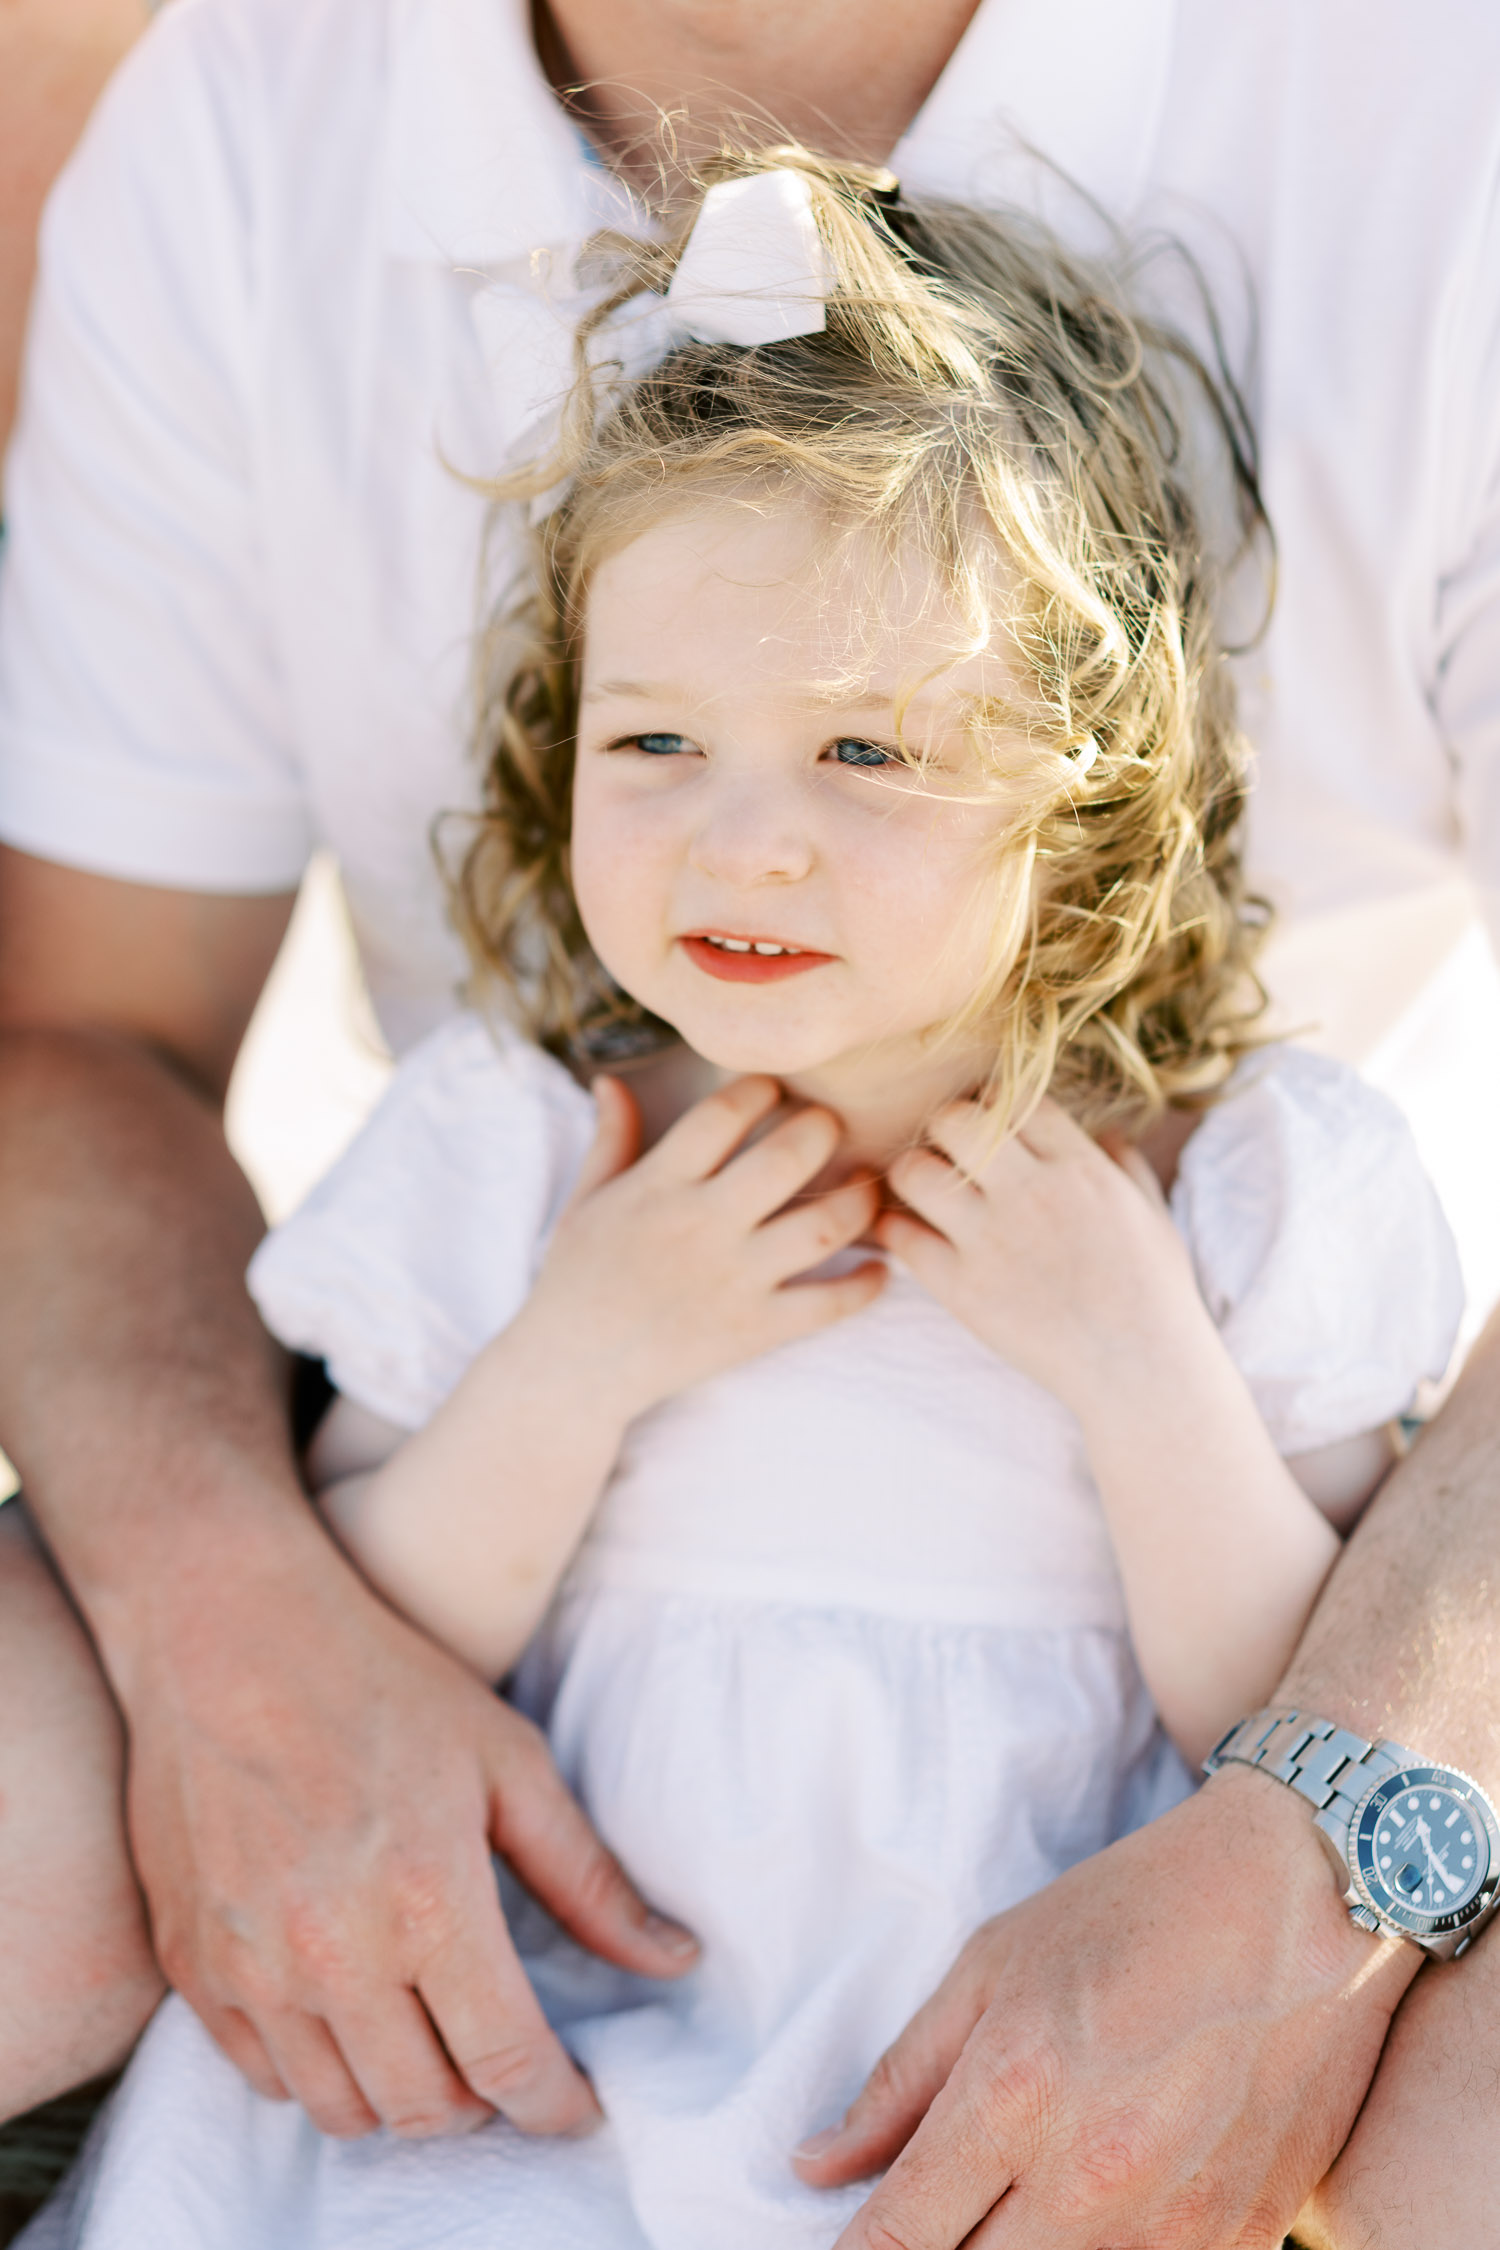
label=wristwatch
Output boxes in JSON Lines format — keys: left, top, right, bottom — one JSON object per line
{"left": 1205, "top": 1708, "right": 1500, "bottom": 1960}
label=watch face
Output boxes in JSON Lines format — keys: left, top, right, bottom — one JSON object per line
{"left": 1352, "top": 1767, "right": 1498, "bottom": 1937}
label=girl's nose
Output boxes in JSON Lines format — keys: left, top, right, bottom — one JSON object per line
{"left": 686, "top": 774, "right": 815, "bottom": 886}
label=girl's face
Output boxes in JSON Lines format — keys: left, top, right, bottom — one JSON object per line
{"left": 571, "top": 501, "right": 1017, "bottom": 1124}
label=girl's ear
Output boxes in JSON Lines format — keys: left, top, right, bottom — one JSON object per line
{"left": 568, "top": 1075, "right": 643, "bottom": 1204}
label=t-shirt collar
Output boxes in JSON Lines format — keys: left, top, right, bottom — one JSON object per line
{"left": 894, "top": 0, "right": 1176, "bottom": 223}
{"left": 386, "top": 0, "right": 1176, "bottom": 267}
{"left": 384, "top": 0, "right": 608, "bottom": 264}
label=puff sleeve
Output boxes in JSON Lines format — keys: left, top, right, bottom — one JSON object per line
{"left": 1169, "top": 1046, "right": 1464, "bottom": 1456}
{"left": 247, "top": 1015, "right": 596, "bottom": 1429}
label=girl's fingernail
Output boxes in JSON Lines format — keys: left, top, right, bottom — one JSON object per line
{"left": 642, "top": 1912, "right": 700, "bottom": 1958}
{"left": 793, "top": 2124, "right": 842, "bottom": 2160}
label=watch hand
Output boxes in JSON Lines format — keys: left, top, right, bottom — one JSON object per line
{"left": 1413, "top": 1817, "right": 1465, "bottom": 1894}
{"left": 1414, "top": 1818, "right": 1451, "bottom": 1871}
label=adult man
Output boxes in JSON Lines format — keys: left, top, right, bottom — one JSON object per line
{"left": 0, "top": 3, "right": 1497, "bottom": 2245}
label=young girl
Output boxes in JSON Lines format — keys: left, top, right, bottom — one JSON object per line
{"left": 43, "top": 154, "right": 1461, "bottom": 2250}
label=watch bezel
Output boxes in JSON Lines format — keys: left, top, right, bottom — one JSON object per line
{"left": 1347, "top": 1763, "right": 1500, "bottom": 1940}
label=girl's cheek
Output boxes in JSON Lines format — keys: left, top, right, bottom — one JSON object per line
{"left": 572, "top": 803, "right": 671, "bottom": 971}
{"left": 847, "top": 810, "right": 988, "bottom": 924}
{"left": 568, "top": 802, "right": 623, "bottom": 950}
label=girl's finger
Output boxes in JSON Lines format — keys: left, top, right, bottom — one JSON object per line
{"left": 926, "top": 1101, "right": 1034, "bottom": 1187}
{"left": 1103, "top": 1134, "right": 1169, "bottom": 1208}
{"left": 926, "top": 1100, "right": 990, "bottom": 1171}
{"left": 1013, "top": 1095, "right": 1094, "bottom": 1162}
{"left": 756, "top": 1172, "right": 880, "bottom": 1280}
{"left": 649, "top": 1075, "right": 784, "bottom": 1182}
{"left": 769, "top": 1259, "right": 887, "bottom": 1343}
{"left": 712, "top": 1101, "right": 843, "bottom": 1222}
{"left": 885, "top": 1145, "right": 978, "bottom": 1236}
{"left": 875, "top": 1208, "right": 959, "bottom": 1289}
{"left": 566, "top": 1075, "right": 642, "bottom": 1206}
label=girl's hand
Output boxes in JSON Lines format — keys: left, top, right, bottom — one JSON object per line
{"left": 879, "top": 1095, "right": 1211, "bottom": 1422}
{"left": 515, "top": 1074, "right": 884, "bottom": 1424}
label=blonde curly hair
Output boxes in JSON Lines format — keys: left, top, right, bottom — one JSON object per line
{"left": 453, "top": 146, "right": 1271, "bottom": 1136}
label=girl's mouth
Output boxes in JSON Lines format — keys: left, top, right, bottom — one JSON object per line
{"left": 679, "top": 933, "right": 834, "bottom": 984}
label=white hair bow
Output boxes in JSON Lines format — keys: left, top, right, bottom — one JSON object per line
{"left": 655, "top": 169, "right": 830, "bottom": 348}
{"left": 470, "top": 169, "right": 832, "bottom": 469}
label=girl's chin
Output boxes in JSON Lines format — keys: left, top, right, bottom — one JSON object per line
{"left": 622, "top": 976, "right": 929, "bottom": 1086}
{"left": 640, "top": 1005, "right": 849, "bottom": 1082}
{"left": 674, "top": 1032, "right": 846, "bottom": 1079}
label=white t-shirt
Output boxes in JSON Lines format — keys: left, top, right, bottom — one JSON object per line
{"left": 2, "top": 0, "right": 1500, "bottom": 1061}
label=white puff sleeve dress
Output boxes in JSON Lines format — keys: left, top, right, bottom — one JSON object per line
{"left": 31, "top": 1021, "right": 1463, "bottom": 2250}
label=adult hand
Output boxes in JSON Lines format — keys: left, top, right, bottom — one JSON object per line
{"left": 124, "top": 1507, "right": 698, "bottom": 2141}
{"left": 796, "top": 1767, "right": 1418, "bottom": 2248}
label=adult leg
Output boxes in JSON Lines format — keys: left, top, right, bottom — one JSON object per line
{"left": 0, "top": 1503, "right": 162, "bottom": 2123}
{"left": 1292, "top": 1919, "right": 1500, "bottom": 2249}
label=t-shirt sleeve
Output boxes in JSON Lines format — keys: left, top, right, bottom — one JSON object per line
{"left": 0, "top": 1, "right": 310, "bottom": 890}
{"left": 247, "top": 1017, "right": 596, "bottom": 1429}
{"left": 1170, "top": 1047, "right": 1464, "bottom": 1456}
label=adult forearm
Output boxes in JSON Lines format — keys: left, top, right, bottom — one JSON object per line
{"left": 0, "top": 1025, "right": 306, "bottom": 1683}
{"left": 1277, "top": 1303, "right": 1500, "bottom": 1786}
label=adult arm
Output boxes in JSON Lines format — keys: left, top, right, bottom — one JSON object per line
{"left": 795, "top": 1308, "right": 1500, "bottom": 2247}
{"left": 0, "top": 846, "right": 697, "bottom": 2139}
{"left": 1284, "top": 1310, "right": 1500, "bottom": 2249}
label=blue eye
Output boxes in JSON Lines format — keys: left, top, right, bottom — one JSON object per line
{"left": 831, "top": 738, "right": 896, "bottom": 768}
{"left": 631, "top": 733, "right": 693, "bottom": 757}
